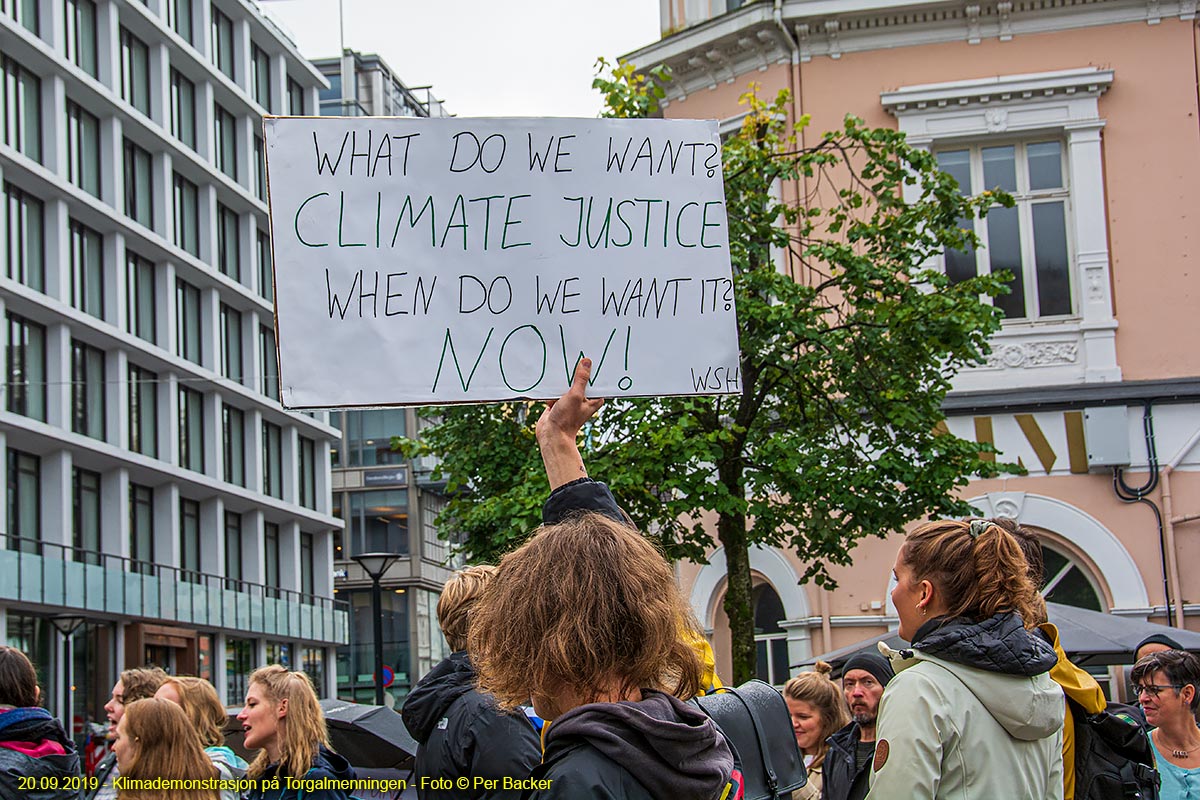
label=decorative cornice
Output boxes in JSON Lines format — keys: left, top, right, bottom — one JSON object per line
{"left": 881, "top": 67, "right": 1114, "bottom": 115}
{"left": 625, "top": 0, "right": 1189, "bottom": 102}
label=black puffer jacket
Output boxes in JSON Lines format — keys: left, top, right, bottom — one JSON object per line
{"left": 527, "top": 690, "right": 736, "bottom": 800}
{"left": 246, "top": 744, "right": 355, "bottom": 800}
{"left": 821, "top": 721, "right": 871, "bottom": 800}
{"left": 0, "top": 707, "right": 81, "bottom": 800}
{"left": 401, "top": 651, "right": 540, "bottom": 799}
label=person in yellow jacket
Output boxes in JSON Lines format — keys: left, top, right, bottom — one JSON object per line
{"left": 1001, "top": 517, "right": 1108, "bottom": 800}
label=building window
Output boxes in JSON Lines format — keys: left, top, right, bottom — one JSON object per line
{"left": 287, "top": 77, "right": 303, "bottom": 115}
{"left": 222, "top": 404, "right": 244, "bottom": 486}
{"left": 5, "top": 183, "right": 44, "bottom": 291}
{"left": 71, "top": 339, "right": 106, "bottom": 440}
{"left": 224, "top": 510, "right": 242, "bottom": 589}
{"left": 66, "top": 101, "right": 100, "bottom": 196}
{"left": 2, "top": 0, "right": 39, "bottom": 34}
{"left": 123, "top": 139, "right": 153, "bottom": 228}
{"left": 166, "top": 0, "right": 192, "bottom": 43}
{"left": 257, "top": 230, "right": 272, "bottom": 302}
{"left": 262, "top": 421, "right": 282, "bottom": 498}
{"left": 72, "top": 467, "right": 101, "bottom": 565}
{"left": 119, "top": 27, "right": 150, "bottom": 115}
{"left": 69, "top": 219, "right": 104, "bottom": 319}
{"left": 175, "top": 278, "right": 201, "bottom": 363}
{"left": 264, "top": 522, "right": 280, "bottom": 598}
{"left": 6, "top": 448, "right": 40, "bottom": 553}
{"left": 179, "top": 497, "right": 200, "bottom": 582}
{"left": 938, "top": 141, "right": 1073, "bottom": 320}
{"left": 127, "top": 364, "right": 157, "bottom": 457}
{"left": 63, "top": 0, "right": 98, "bottom": 77}
{"left": 251, "top": 44, "right": 271, "bottom": 109}
{"left": 253, "top": 134, "right": 265, "bottom": 201}
{"left": 259, "top": 326, "right": 278, "bottom": 400}
{"left": 752, "top": 583, "right": 789, "bottom": 686}
{"left": 210, "top": 6, "right": 234, "bottom": 81}
{"left": 126, "top": 250, "right": 156, "bottom": 343}
{"left": 216, "top": 202, "right": 239, "bottom": 278}
{"left": 178, "top": 386, "right": 204, "bottom": 472}
{"left": 226, "top": 637, "right": 252, "bottom": 704}
{"left": 348, "top": 490, "right": 408, "bottom": 556}
{"left": 171, "top": 172, "right": 199, "bottom": 257}
{"left": 169, "top": 70, "right": 195, "bottom": 149}
{"left": 2, "top": 57, "right": 42, "bottom": 163}
{"left": 345, "top": 408, "right": 406, "bottom": 466}
{"left": 214, "top": 105, "right": 237, "bottom": 180}
{"left": 298, "top": 437, "right": 316, "bottom": 509}
{"left": 129, "top": 483, "right": 155, "bottom": 574}
{"left": 300, "top": 532, "right": 314, "bottom": 597}
{"left": 302, "top": 647, "right": 324, "bottom": 696}
{"left": 265, "top": 641, "right": 290, "bottom": 667}
{"left": 220, "top": 303, "right": 242, "bottom": 382}
{"left": 5, "top": 313, "right": 46, "bottom": 421}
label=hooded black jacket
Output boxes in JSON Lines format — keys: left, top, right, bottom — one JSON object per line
{"left": 0, "top": 708, "right": 81, "bottom": 800}
{"left": 525, "top": 690, "right": 735, "bottom": 800}
{"left": 401, "top": 651, "right": 541, "bottom": 799}
{"left": 821, "top": 721, "right": 872, "bottom": 800}
{"left": 246, "top": 744, "right": 355, "bottom": 800}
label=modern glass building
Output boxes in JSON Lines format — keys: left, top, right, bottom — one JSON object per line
{"left": 308, "top": 50, "right": 457, "bottom": 706}
{"left": 0, "top": 0, "right": 346, "bottom": 761}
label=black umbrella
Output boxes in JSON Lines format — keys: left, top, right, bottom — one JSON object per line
{"left": 224, "top": 699, "right": 417, "bottom": 771}
{"left": 794, "top": 602, "right": 1200, "bottom": 674}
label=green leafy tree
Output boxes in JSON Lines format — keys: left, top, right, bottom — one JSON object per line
{"left": 399, "top": 60, "right": 1020, "bottom": 683}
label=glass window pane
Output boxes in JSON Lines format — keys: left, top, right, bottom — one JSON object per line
{"left": 982, "top": 146, "right": 1017, "bottom": 193}
{"left": 1045, "top": 566, "right": 1103, "bottom": 611}
{"left": 944, "top": 218, "right": 976, "bottom": 286}
{"left": 1027, "top": 142, "right": 1063, "bottom": 191}
{"left": 937, "top": 150, "right": 972, "bottom": 194}
{"left": 1033, "top": 201, "right": 1071, "bottom": 317}
{"left": 349, "top": 491, "right": 408, "bottom": 556}
{"left": 986, "top": 205, "right": 1025, "bottom": 319}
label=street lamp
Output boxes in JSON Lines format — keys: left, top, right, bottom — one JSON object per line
{"left": 49, "top": 615, "right": 86, "bottom": 731}
{"left": 350, "top": 553, "right": 401, "bottom": 706}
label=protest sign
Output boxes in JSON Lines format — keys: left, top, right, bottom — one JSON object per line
{"left": 263, "top": 116, "right": 741, "bottom": 408}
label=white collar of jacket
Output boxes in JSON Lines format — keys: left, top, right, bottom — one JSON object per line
{"left": 877, "top": 640, "right": 1064, "bottom": 741}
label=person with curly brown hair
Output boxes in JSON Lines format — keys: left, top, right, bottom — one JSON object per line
{"left": 88, "top": 667, "right": 168, "bottom": 800}
{"left": 466, "top": 358, "right": 736, "bottom": 800}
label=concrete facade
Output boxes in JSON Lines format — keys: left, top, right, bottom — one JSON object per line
{"left": 1, "top": 0, "right": 344, "bottom": 760}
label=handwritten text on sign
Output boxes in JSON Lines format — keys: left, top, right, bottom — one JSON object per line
{"left": 263, "top": 117, "right": 741, "bottom": 407}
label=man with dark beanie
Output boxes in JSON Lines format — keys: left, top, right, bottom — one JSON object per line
{"left": 821, "top": 652, "right": 895, "bottom": 800}
{"left": 1135, "top": 633, "right": 1184, "bottom": 663}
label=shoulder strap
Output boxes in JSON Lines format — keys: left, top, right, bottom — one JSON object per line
{"left": 717, "top": 685, "right": 780, "bottom": 797}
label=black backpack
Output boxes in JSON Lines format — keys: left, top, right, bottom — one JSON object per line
{"left": 689, "top": 680, "right": 807, "bottom": 800}
{"left": 1070, "top": 699, "right": 1160, "bottom": 800}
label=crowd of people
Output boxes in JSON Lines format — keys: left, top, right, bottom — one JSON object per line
{"left": 2, "top": 359, "right": 1199, "bottom": 800}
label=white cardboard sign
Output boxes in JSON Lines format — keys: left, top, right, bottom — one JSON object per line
{"left": 263, "top": 116, "right": 741, "bottom": 408}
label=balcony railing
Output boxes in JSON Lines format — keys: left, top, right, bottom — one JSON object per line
{"left": 1, "top": 537, "right": 349, "bottom": 644}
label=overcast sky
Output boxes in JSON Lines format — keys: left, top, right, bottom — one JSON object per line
{"left": 260, "top": 0, "right": 663, "bottom": 118}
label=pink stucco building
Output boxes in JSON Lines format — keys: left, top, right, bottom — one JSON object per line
{"left": 626, "top": 0, "right": 1200, "bottom": 690}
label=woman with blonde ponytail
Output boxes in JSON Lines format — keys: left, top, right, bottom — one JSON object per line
{"left": 236, "top": 666, "right": 354, "bottom": 800}
{"left": 864, "top": 518, "right": 1066, "bottom": 800}
{"left": 782, "top": 661, "right": 850, "bottom": 799}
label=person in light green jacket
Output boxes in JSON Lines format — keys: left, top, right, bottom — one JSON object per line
{"left": 865, "top": 518, "right": 1065, "bottom": 800}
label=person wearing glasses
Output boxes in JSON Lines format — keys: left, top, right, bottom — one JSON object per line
{"left": 1130, "top": 649, "right": 1200, "bottom": 799}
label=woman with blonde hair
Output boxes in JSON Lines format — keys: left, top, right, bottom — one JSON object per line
{"left": 237, "top": 665, "right": 354, "bottom": 800}
{"left": 111, "top": 697, "right": 218, "bottom": 800}
{"left": 156, "top": 676, "right": 248, "bottom": 798}
{"left": 865, "top": 518, "right": 1065, "bottom": 800}
{"left": 782, "top": 661, "right": 850, "bottom": 799}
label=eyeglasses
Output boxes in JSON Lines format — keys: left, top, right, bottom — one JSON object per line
{"left": 1133, "top": 683, "right": 1184, "bottom": 698}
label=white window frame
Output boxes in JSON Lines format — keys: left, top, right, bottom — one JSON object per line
{"left": 883, "top": 68, "right": 1120, "bottom": 389}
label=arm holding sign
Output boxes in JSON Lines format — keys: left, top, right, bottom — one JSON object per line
{"left": 535, "top": 359, "right": 722, "bottom": 694}
{"left": 537, "top": 358, "right": 626, "bottom": 526}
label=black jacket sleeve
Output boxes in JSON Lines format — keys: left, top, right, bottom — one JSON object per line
{"left": 542, "top": 478, "right": 626, "bottom": 526}
{"left": 468, "top": 706, "right": 542, "bottom": 799}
